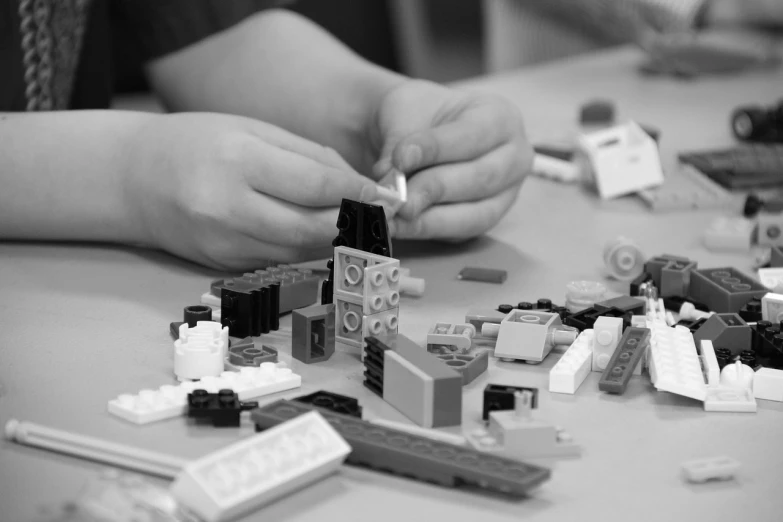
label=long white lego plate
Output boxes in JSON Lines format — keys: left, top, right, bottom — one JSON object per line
{"left": 648, "top": 323, "right": 707, "bottom": 402}
{"left": 108, "top": 363, "right": 301, "bottom": 425}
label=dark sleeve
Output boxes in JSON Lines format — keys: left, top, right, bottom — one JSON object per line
{"left": 110, "top": 0, "right": 294, "bottom": 61}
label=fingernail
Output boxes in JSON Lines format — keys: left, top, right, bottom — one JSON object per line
{"left": 402, "top": 145, "right": 422, "bottom": 171}
{"left": 359, "top": 184, "right": 377, "bottom": 202}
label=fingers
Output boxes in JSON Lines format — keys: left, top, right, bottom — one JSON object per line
{"left": 391, "top": 184, "right": 522, "bottom": 240}
{"left": 396, "top": 141, "right": 533, "bottom": 220}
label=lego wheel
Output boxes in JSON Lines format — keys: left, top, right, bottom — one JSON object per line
{"left": 731, "top": 106, "right": 767, "bottom": 141}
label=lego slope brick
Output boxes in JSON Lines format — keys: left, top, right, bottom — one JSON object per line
{"left": 598, "top": 327, "right": 650, "bottom": 394}
{"left": 171, "top": 411, "right": 350, "bottom": 522}
{"left": 108, "top": 363, "right": 301, "bottom": 425}
{"left": 333, "top": 198, "right": 392, "bottom": 257}
{"left": 211, "top": 265, "right": 319, "bottom": 315}
{"left": 688, "top": 267, "right": 767, "bottom": 313}
{"left": 292, "top": 304, "right": 335, "bottom": 364}
{"left": 550, "top": 330, "right": 593, "bottom": 394}
{"left": 648, "top": 324, "right": 706, "bottom": 401}
{"left": 494, "top": 309, "right": 562, "bottom": 362}
{"left": 753, "top": 368, "right": 783, "bottom": 401}
{"left": 333, "top": 246, "right": 400, "bottom": 315}
{"left": 435, "top": 351, "right": 488, "bottom": 386}
{"left": 692, "top": 313, "right": 751, "bottom": 356}
{"left": 251, "top": 400, "right": 551, "bottom": 497}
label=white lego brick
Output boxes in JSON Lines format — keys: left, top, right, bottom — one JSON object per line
{"left": 549, "top": 330, "right": 593, "bottom": 394}
{"left": 699, "top": 340, "right": 721, "bottom": 387}
{"left": 704, "top": 386, "right": 757, "bottom": 413}
{"left": 174, "top": 322, "right": 228, "bottom": 381}
{"left": 577, "top": 120, "right": 664, "bottom": 199}
{"left": 753, "top": 368, "right": 783, "bottom": 402}
{"left": 702, "top": 216, "right": 755, "bottom": 252}
{"left": 532, "top": 153, "right": 581, "bottom": 183}
{"left": 591, "top": 317, "right": 623, "bottom": 372}
{"left": 171, "top": 411, "right": 351, "bottom": 522}
{"left": 758, "top": 269, "right": 783, "bottom": 293}
{"left": 648, "top": 324, "right": 706, "bottom": 402}
{"left": 108, "top": 363, "right": 301, "bottom": 425}
{"left": 760, "top": 292, "right": 783, "bottom": 322}
{"left": 756, "top": 211, "right": 783, "bottom": 247}
{"left": 681, "top": 456, "right": 740, "bottom": 483}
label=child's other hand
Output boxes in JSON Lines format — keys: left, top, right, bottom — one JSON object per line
{"left": 370, "top": 80, "right": 533, "bottom": 241}
{"left": 124, "top": 113, "right": 377, "bottom": 270}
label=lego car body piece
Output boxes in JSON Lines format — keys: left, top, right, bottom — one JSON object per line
{"left": 426, "top": 322, "right": 476, "bottom": 354}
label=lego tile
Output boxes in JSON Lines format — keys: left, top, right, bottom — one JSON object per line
{"left": 334, "top": 295, "right": 398, "bottom": 350}
{"left": 598, "top": 327, "right": 650, "bottom": 394}
{"left": 703, "top": 216, "right": 756, "bottom": 252}
{"left": 761, "top": 292, "right": 783, "bottom": 322}
{"left": 639, "top": 164, "right": 734, "bottom": 212}
{"left": 699, "top": 340, "right": 721, "bottom": 387}
{"left": 292, "top": 304, "right": 335, "bottom": 364}
{"left": 435, "top": 351, "right": 489, "bottom": 385}
{"left": 483, "top": 384, "right": 539, "bottom": 420}
{"left": 174, "top": 322, "right": 229, "bottom": 382}
{"left": 250, "top": 400, "right": 551, "bottom": 497}
{"left": 456, "top": 266, "right": 507, "bottom": 284}
{"left": 293, "top": 390, "right": 363, "bottom": 418}
{"left": 108, "top": 363, "right": 301, "bottom": 425}
{"left": 703, "top": 386, "right": 757, "bottom": 412}
{"left": 591, "top": 316, "right": 623, "bottom": 372}
{"left": 681, "top": 456, "right": 740, "bottom": 483}
{"left": 692, "top": 313, "right": 751, "bottom": 357}
{"left": 171, "top": 411, "right": 350, "bottom": 522}
{"left": 594, "top": 296, "right": 645, "bottom": 315}
{"left": 226, "top": 338, "right": 278, "bottom": 367}
{"left": 648, "top": 324, "right": 706, "bottom": 401}
{"left": 333, "top": 246, "right": 400, "bottom": 314}
{"left": 602, "top": 237, "right": 645, "bottom": 281}
{"left": 756, "top": 211, "right": 783, "bottom": 246}
{"left": 494, "top": 309, "right": 561, "bottom": 362}
{"left": 427, "top": 322, "right": 476, "bottom": 354}
{"left": 688, "top": 267, "right": 768, "bottom": 313}
{"left": 549, "top": 330, "right": 594, "bottom": 394}
{"left": 753, "top": 368, "right": 783, "bottom": 401}
{"left": 661, "top": 260, "right": 698, "bottom": 298}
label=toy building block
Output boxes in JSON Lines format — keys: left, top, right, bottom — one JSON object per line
{"left": 426, "top": 322, "right": 476, "bottom": 354}
{"left": 661, "top": 260, "right": 698, "bottom": 297}
{"left": 332, "top": 198, "right": 392, "bottom": 256}
{"left": 565, "top": 280, "right": 608, "bottom": 312}
{"left": 483, "top": 384, "right": 538, "bottom": 420}
{"left": 753, "top": 368, "right": 783, "bottom": 401}
{"left": 174, "top": 322, "right": 229, "bottom": 382}
{"left": 108, "top": 363, "right": 301, "bottom": 425}
{"left": 183, "top": 305, "right": 212, "bottom": 327}
{"left": 699, "top": 340, "right": 721, "bottom": 387}
{"left": 630, "top": 271, "right": 654, "bottom": 297}
{"left": 771, "top": 245, "right": 783, "bottom": 267}
{"left": 226, "top": 338, "right": 278, "bottom": 367}
{"left": 435, "top": 351, "right": 489, "bottom": 385}
{"left": 489, "top": 309, "right": 578, "bottom": 363}
{"left": 592, "top": 316, "right": 624, "bottom": 373}
{"left": 688, "top": 267, "right": 768, "bottom": 313}
{"left": 761, "top": 292, "right": 783, "bottom": 322}
{"left": 703, "top": 216, "right": 756, "bottom": 252}
{"left": 333, "top": 246, "right": 400, "bottom": 315}
{"left": 220, "top": 281, "right": 280, "bottom": 338}
{"left": 211, "top": 266, "right": 319, "bottom": 316}
{"left": 758, "top": 268, "right": 783, "bottom": 293}
{"left": 638, "top": 163, "right": 733, "bottom": 212}
{"left": 756, "top": 211, "right": 783, "bottom": 247}
{"left": 292, "top": 304, "right": 335, "bottom": 364}
{"left": 169, "top": 321, "right": 184, "bottom": 340}
{"left": 703, "top": 386, "right": 757, "bottom": 412}
{"left": 732, "top": 100, "right": 783, "bottom": 143}
{"left": 549, "top": 330, "right": 594, "bottom": 394}
{"left": 603, "top": 237, "right": 645, "bottom": 281}
{"left": 692, "top": 313, "right": 751, "bottom": 356}
{"left": 645, "top": 255, "right": 690, "bottom": 289}
{"left": 594, "top": 295, "right": 645, "bottom": 315}
{"left": 531, "top": 153, "right": 581, "bottom": 183}
{"left": 363, "top": 336, "right": 388, "bottom": 396}
{"left": 456, "top": 266, "right": 507, "bottom": 284}
{"left": 465, "top": 308, "right": 506, "bottom": 332}
{"left": 749, "top": 322, "right": 783, "bottom": 370}
{"left": 579, "top": 99, "right": 615, "bottom": 125}
{"left": 334, "top": 295, "right": 398, "bottom": 353}
{"left": 598, "top": 327, "right": 650, "bottom": 394}
{"left": 251, "top": 399, "right": 551, "bottom": 497}
{"left": 648, "top": 324, "right": 707, "bottom": 401}
{"left": 293, "top": 390, "right": 363, "bottom": 418}
{"left": 186, "top": 389, "right": 258, "bottom": 428}
{"left": 564, "top": 306, "right": 630, "bottom": 332}
{"left": 171, "top": 410, "right": 350, "bottom": 522}
{"left": 681, "top": 456, "right": 740, "bottom": 483}
{"left": 399, "top": 274, "right": 425, "bottom": 297}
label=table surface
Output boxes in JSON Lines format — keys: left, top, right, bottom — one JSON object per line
{"left": 2, "top": 46, "right": 783, "bottom": 522}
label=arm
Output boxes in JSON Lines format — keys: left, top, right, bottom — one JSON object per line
{"left": 145, "top": 9, "right": 404, "bottom": 174}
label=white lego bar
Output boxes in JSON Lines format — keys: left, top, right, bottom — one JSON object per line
{"left": 647, "top": 324, "right": 707, "bottom": 401}
{"left": 171, "top": 411, "right": 351, "bottom": 522}
{"left": 174, "top": 322, "right": 228, "bottom": 382}
{"left": 704, "top": 386, "right": 757, "bottom": 413}
{"left": 549, "top": 330, "right": 594, "bottom": 394}
{"left": 108, "top": 363, "right": 301, "bottom": 425}
{"left": 753, "top": 368, "right": 783, "bottom": 402}
{"left": 699, "top": 340, "right": 721, "bottom": 387}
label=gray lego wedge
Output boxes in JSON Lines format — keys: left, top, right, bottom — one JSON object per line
{"left": 644, "top": 254, "right": 691, "bottom": 288}
{"left": 692, "top": 313, "right": 751, "bottom": 356}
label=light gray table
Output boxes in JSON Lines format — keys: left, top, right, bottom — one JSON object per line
{"left": 2, "top": 46, "right": 782, "bottom": 522}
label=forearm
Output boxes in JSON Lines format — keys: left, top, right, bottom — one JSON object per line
{"left": 146, "top": 9, "right": 404, "bottom": 171}
{"left": 0, "top": 111, "right": 153, "bottom": 243}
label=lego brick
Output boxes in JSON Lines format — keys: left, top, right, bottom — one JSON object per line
{"left": 456, "top": 266, "right": 507, "bottom": 284}
{"left": 703, "top": 216, "right": 756, "bottom": 252}
{"left": 757, "top": 268, "right": 783, "bottom": 293}
{"left": 661, "top": 260, "right": 698, "bottom": 297}
{"left": 332, "top": 198, "right": 392, "bottom": 257}
{"left": 771, "top": 245, "right": 783, "bottom": 267}
{"left": 688, "top": 267, "right": 768, "bottom": 313}
{"left": 639, "top": 164, "right": 734, "bottom": 212}
{"left": 692, "top": 313, "right": 751, "bottom": 357}
{"left": 756, "top": 211, "right": 783, "bottom": 246}
{"left": 531, "top": 153, "right": 581, "bottom": 183}
{"left": 334, "top": 295, "right": 398, "bottom": 351}
{"left": 681, "top": 456, "right": 740, "bottom": 483}
{"left": 699, "top": 340, "right": 721, "bottom": 387}
{"left": 211, "top": 266, "right": 319, "bottom": 315}
{"left": 598, "top": 327, "right": 650, "bottom": 394}
{"left": 602, "top": 237, "right": 645, "bottom": 281}
{"left": 187, "top": 389, "right": 257, "bottom": 428}
{"left": 732, "top": 101, "right": 783, "bottom": 143}
{"left": 564, "top": 306, "right": 631, "bottom": 332}
{"left": 739, "top": 297, "right": 762, "bottom": 322}
{"left": 435, "top": 351, "right": 489, "bottom": 385}
{"left": 761, "top": 292, "right": 783, "bottom": 322}
{"left": 220, "top": 282, "right": 278, "bottom": 338}
{"left": 293, "top": 390, "right": 363, "bottom": 418}
{"left": 645, "top": 254, "right": 691, "bottom": 289}
{"left": 362, "top": 337, "right": 388, "bottom": 396}
{"left": 753, "top": 368, "right": 783, "bottom": 401}
{"left": 750, "top": 322, "right": 783, "bottom": 370}
{"left": 292, "top": 304, "right": 335, "bottom": 364}
{"left": 594, "top": 296, "right": 645, "bottom": 315}
{"left": 629, "top": 271, "right": 654, "bottom": 297}
{"left": 679, "top": 144, "right": 783, "bottom": 189}
{"left": 591, "top": 316, "right": 624, "bottom": 372}
{"left": 368, "top": 418, "right": 467, "bottom": 447}
{"left": 174, "top": 322, "right": 229, "bottom": 382}
{"left": 494, "top": 309, "right": 561, "bottom": 362}
{"left": 485, "top": 410, "right": 580, "bottom": 459}
{"left": 170, "top": 321, "right": 184, "bottom": 340}
{"left": 483, "top": 384, "right": 538, "bottom": 420}
{"left": 703, "top": 386, "right": 757, "bottom": 412}
{"left": 579, "top": 99, "right": 614, "bottom": 125}
{"left": 108, "top": 363, "right": 301, "bottom": 425}
{"left": 549, "top": 330, "right": 594, "bottom": 394}
{"left": 250, "top": 400, "right": 551, "bottom": 497}
{"left": 648, "top": 324, "right": 707, "bottom": 401}
{"left": 426, "top": 322, "right": 476, "bottom": 354}
{"left": 171, "top": 411, "right": 350, "bottom": 522}
{"left": 226, "top": 338, "right": 278, "bottom": 367}
{"left": 333, "top": 246, "right": 400, "bottom": 314}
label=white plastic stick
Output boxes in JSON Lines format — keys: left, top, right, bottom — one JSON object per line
{"left": 369, "top": 418, "right": 467, "bottom": 446}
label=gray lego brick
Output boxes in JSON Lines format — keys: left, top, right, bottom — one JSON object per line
{"left": 292, "top": 304, "right": 335, "bottom": 364}
{"left": 435, "top": 351, "right": 489, "bottom": 385}
{"left": 692, "top": 313, "right": 752, "bottom": 356}
{"left": 598, "top": 327, "right": 650, "bottom": 394}
{"left": 227, "top": 337, "right": 278, "bottom": 366}
{"left": 688, "top": 267, "right": 768, "bottom": 313}
{"left": 383, "top": 350, "right": 432, "bottom": 426}
{"left": 644, "top": 254, "right": 691, "bottom": 288}
{"left": 250, "top": 399, "right": 551, "bottom": 497}
{"left": 661, "top": 260, "right": 698, "bottom": 297}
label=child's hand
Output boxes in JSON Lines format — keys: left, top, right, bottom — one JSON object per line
{"left": 369, "top": 80, "right": 533, "bottom": 240}
{"left": 124, "top": 113, "right": 377, "bottom": 270}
